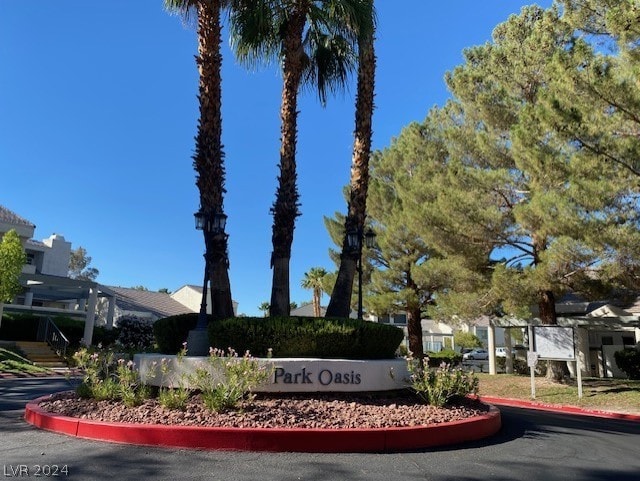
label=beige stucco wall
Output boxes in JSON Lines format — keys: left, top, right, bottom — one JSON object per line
{"left": 40, "top": 234, "right": 71, "bottom": 277}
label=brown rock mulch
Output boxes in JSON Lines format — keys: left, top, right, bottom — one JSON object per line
{"left": 38, "top": 391, "right": 489, "bottom": 429}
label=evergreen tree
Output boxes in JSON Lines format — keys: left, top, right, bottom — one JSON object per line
{"left": 539, "top": 0, "right": 640, "bottom": 294}
{"left": 433, "top": 5, "right": 632, "bottom": 380}
{"left": 68, "top": 246, "right": 99, "bottom": 281}
{"left": 0, "top": 230, "right": 26, "bottom": 327}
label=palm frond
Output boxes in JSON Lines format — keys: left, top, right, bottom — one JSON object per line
{"left": 229, "top": 0, "right": 282, "bottom": 68}
{"left": 163, "top": 0, "right": 198, "bottom": 18}
{"left": 303, "top": 31, "right": 356, "bottom": 104}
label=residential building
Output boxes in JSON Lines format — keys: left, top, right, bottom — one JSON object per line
{"left": 370, "top": 313, "right": 455, "bottom": 352}
{"left": 0, "top": 205, "right": 237, "bottom": 345}
{"left": 170, "top": 284, "right": 238, "bottom": 318}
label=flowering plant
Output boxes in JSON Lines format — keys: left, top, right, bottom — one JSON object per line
{"left": 407, "top": 356, "right": 479, "bottom": 407}
{"left": 190, "top": 347, "right": 272, "bottom": 412}
{"left": 73, "top": 347, "right": 150, "bottom": 406}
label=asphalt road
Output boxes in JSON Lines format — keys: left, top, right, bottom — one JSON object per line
{"left": 1, "top": 378, "right": 639, "bottom": 481}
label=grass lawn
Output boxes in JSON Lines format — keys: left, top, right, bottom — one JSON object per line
{"left": 0, "top": 345, "right": 53, "bottom": 377}
{"left": 477, "top": 373, "right": 640, "bottom": 415}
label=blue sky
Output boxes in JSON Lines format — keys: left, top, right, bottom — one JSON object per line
{"left": 0, "top": 1, "right": 551, "bottom": 316}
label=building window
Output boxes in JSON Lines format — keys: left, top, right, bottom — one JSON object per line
{"left": 601, "top": 336, "right": 614, "bottom": 346}
{"left": 26, "top": 253, "right": 34, "bottom": 265}
{"left": 622, "top": 336, "right": 635, "bottom": 346}
{"left": 393, "top": 314, "right": 407, "bottom": 325}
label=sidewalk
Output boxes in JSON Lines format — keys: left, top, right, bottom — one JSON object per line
{"left": 0, "top": 367, "right": 82, "bottom": 380}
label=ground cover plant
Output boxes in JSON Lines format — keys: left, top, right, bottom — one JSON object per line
{"left": 0, "top": 345, "right": 52, "bottom": 376}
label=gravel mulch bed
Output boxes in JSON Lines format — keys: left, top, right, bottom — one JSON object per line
{"left": 38, "top": 391, "right": 488, "bottom": 429}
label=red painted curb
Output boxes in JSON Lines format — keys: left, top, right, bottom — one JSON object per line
{"left": 24, "top": 395, "right": 501, "bottom": 453}
{"left": 480, "top": 396, "right": 640, "bottom": 422}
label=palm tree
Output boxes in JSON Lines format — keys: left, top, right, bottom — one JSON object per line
{"left": 164, "top": 0, "right": 234, "bottom": 320}
{"left": 258, "top": 301, "right": 270, "bottom": 317}
{"left": 301, "top": 267, "right": 328, "bottom": 317}
{"left": 326, "top": 1, "right": 377, "bottom": 318}
{"left": 230, "top": 0, "right": 374, "bottom": 317}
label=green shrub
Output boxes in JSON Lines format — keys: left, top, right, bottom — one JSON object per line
{"left": 153, "top": 313, "right": 198, "bottom": 354}
{"left": 116, "top": 315, "right": 155, "bottom": 350}
{"left": 496, "top": 356, "right": 547, "bottom": 376}
{"left": 51, "top": 317, "right": 85, "bottom": 346}
{"left": 206, "top": 316, "right": 404, "bottom": 359}
{"left": 426, "top": 349, "right": 462, "bottom": 367}
{"left": 93, "top": 326, "right": 121, "bottom": 347}
{"left": 615, "top": 348, "right": 640, "bottom": 380}
{"left": 73, "top": 347, "right": 151, "bottom": 406}
{"left": 190, "top": 347, "right": 271, "bottom": 412}
{"left": 45, "top": 317, "right": 126, "bottom": 348}
{"left": 0, "top": 314, "right": 39, "bottom": 340}
{"left": 408, "top": 360, "right": 479, "bottom": 407}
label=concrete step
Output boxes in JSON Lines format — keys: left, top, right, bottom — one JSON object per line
{"left": 15, "top": 341, "right": 67, "bottom": 368}
{"left": 33, "top": 361, "right": 68, "bottom": 368}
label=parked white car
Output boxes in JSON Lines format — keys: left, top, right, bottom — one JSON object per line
{"left": 495, "top": 347, "right": 507, "bottom": 358}
{"left": 463, "top": 348, "right": 489, "bottom": 360}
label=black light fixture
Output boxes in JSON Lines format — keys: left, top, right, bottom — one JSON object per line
{"left": 211, "top": 212, "right": 227, "bottom": 234}
{"left": 351, "top": 227, "right": 376, "bottom": 320}
{"left": 346, "top": 229, "right": 361, "bottom": 251}
{"left": 194, "top": 210, "right": 227, "bottom": 234}
{"left": 194, "top": 210, "right": 206, "bottom": 231}
{"left": 364, "top": 228, "right": 376, "bottom": 249}
{"left": 193, "top": 209, "right": 227, "bottom": 333}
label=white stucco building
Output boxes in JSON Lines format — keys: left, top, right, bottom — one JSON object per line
{"left": 0, "top": 205, "right": 237, "bottom": 345}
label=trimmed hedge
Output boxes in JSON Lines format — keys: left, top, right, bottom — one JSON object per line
{"left": 206, "top": 316, "right": 404, "bottom": 359}
{"left": 153, "top": 313, "right": 198, "bottom": 354}
{"left": 426, "top": 349, "right": 462, "bottom": 367}
{"left": 0, "top": 314, "right": 39, "bottom": 341}
{"left": 153, "top": 315, "right": 404, "bottom": 358}
{"left": 615, "top": 348, "right": 640, "bottom": 380}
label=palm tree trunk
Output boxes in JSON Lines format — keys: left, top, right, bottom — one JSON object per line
{"left": 326, "top": 31, "right": 376, "bottom": 318}
{"left": 313, "top": 288, "right": 321, "bottom": 317}
{"left": 207, "top": 234, "right": 234, "bottom": 320}
{"left": 195, "top": 1, "right": 234, "bottom": 320}
{"left": 269, "top": 7, "right": 306, "bottom": 317}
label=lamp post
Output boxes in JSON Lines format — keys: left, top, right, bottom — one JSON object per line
{"left": 346, "top": 227, "right": 376, "bottom": 320}
{"left": 188, "top": 209, "right": 227, "bottom": 354}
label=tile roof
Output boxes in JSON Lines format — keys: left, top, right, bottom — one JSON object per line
{"left": 109, "top": 286, "right": 196, "bottom": 319}
{"left": 26, "top": 239, "right": 46, "bottom": 248}
{"left": 0, "top": 205, "right": 34, "bottom": 227}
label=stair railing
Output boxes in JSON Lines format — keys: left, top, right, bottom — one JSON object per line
{"left": 37, "top": 317, "right": 70, "bottom": 358}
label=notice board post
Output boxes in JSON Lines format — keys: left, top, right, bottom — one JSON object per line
{"left": 529, "top": 325, "right": 583, "bottom": 400}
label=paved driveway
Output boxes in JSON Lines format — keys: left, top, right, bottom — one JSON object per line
{"left": 1, "top": 378, "right": 639, "bottom": 481}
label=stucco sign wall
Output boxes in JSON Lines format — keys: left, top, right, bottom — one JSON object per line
{"left": 134, "top": 354, "right": 410, "bottom": 393}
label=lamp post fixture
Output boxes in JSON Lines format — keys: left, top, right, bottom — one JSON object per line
{"left": 192, "top": 209, "right": 227, "bottom": 333}
{"left": 347, "top": 227, "right": 376, "bottom": 320}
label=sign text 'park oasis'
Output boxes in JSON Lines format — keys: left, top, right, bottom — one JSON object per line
{"left": 273, "top": 366, "right": 362, "bottom": 386}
